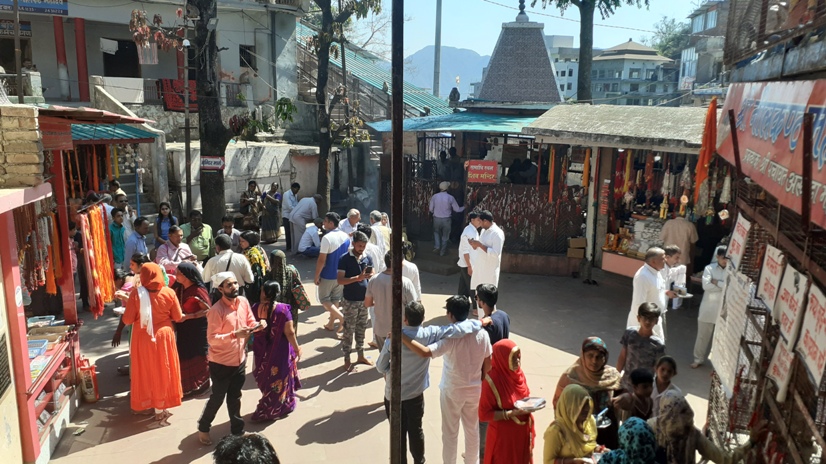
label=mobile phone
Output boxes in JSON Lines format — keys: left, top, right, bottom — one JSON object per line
{"left": 364, "top": 266, "right": 374, "bottom": 274}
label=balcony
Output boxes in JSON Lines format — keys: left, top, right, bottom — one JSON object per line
{"left": 0, "top": 71, "right": 45, "bottom": 103}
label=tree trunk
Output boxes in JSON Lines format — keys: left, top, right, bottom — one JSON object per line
{"left": 192, "top": 0, "right": 232, "bottom": 228}
{"left": 315, "top": 7, "right": 334, "bottom": 215}
{"left": 576, "top": 1, "right": 595, "bottom": 103}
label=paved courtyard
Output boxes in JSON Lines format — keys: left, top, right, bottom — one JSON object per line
{"left": 50, "top": 244, "right": 712, "bottom": 463}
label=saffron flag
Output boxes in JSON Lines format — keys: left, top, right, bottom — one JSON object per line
{"left": 694, "top": 97, "right": 718, "bottom": 208}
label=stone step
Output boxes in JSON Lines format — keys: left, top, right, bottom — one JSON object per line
{"left": 410, "top": 241, "right": 460, "bottom": 276}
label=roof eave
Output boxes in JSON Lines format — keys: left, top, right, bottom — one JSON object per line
{"left": 521, "top": 127, "right": 701, "bottom": 154}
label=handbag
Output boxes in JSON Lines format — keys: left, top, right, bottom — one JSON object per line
{"left": 290, "top": 270, "right": 311, "bottom": 312}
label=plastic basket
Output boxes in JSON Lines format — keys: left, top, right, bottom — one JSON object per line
{"left": 28, "top": 339, "right": 48, "bottom": 359}
{"left": 27, "top": 316, "right": 55, "bottom": 328}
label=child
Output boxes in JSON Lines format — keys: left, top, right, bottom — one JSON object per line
{"left": 612, "top": 368, "right": 655, "bottom": 421}
{"left": 617, "top": 302, "right": 666, "bottom": 392}
{"left": 110, "top": 207, "right": 126, "bottom": 270}
{"left": 652, "top": 355, "right": 681, "bottom": 415}
{"left": 155, "top": 201, "right": 178, "bottom": 248}
{"left": 663, "top": 245, "right": 687, "bottom": 310}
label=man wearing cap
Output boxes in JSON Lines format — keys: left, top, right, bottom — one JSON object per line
{"left": 429, "top": 181, "right": 465, "bottom": 257}
{"left": 197, "top": 272, "right": 266, "bottom": 446}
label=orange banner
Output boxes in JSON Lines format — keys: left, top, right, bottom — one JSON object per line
{"left": 717, "top": 81, "right": 826, "bottom": 227}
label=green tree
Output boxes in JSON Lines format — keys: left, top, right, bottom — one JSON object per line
{"left": 310, "top": 0, "right": 381, "bottom": 214}
{"left": 642, "top": 17, "right": 691, "bottom": 60}
{"left": 532, "top": 0, "right": 650, "bottom": 103}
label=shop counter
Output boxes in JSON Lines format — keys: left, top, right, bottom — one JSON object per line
{"left": 602, "top": 251, "right": 644, "bottom": 278}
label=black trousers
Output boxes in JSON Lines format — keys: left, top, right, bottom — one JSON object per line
{"left": 457, "top": 267, "right": 477, "bottom": 313}
{"left": 198, "top": 362, "right": 246, "bottom": 435}
{"left": 283, "top": 217, "right": 292, "bottom": 250}
{"left": 384, "top": 394, "right": 425, "bottom": 464}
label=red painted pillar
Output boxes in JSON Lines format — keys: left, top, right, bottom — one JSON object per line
{"left": 53, "top": 16, "right": 70, "bottom": 100}
{"left": 74, "top": 18, "right": 90, "bottom": 102}
{"left": 0, "top": 212, "right": 38, "bottom": 462}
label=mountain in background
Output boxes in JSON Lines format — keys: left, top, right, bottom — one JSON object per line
{"left": 403, "top": 45, "right": 491, "bottom": 99}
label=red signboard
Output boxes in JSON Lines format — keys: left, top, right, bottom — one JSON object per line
{"left": 39, "top": 117, "right": 73, "bottom": 151}
{"left": 467, "top": 160, "right": 498, "bottom": 184}
{"left": 160, "top": 79, "right": 198, "bottom": 113}
{"left": 717, "top": 81, "right": 826, "bottom": 227}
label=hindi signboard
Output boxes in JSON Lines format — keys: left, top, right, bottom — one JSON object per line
{"left": 0, "top": 0, "right": 67, "bottom": 15}
{"left": 796, "top": 284, "right": 826, "bottom": 386}
{"left": 727, "top": 214, "right": 751, "bottom": 271}
{"left": 767, "top": 340, "right": 795, "bottom": 403}
{"left": 757, "top": 245, "right": 785, "bottom": 311}
{"left": 774, "top": 264, "right": 809, "bottom": 346}
{"left": 717, "top": 81, "right": 826, "bottom": 229}
{"left": 39, "top": 117, "right": 73, "bottom": 151}
{"left": 200, "top": 156, "right": 225, "bottom": 171}
{"left": 467, "top": 160, "right": 498, "bottom": 184}
{"left": 711, "top": 269, "right": 752, "bottom": 398}
{"left": 0, "top": 20, "right": 31, "bottom": 37}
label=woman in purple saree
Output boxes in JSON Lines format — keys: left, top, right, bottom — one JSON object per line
{"left": 252, "top": 280, "right": 302, "bottom": 421}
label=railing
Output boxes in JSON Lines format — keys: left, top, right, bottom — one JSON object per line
{"left": 143, "top": 79, "right": 162, "bottom": 104}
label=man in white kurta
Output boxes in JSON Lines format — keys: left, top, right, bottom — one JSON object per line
{"left": 626, "top": 247, "right": 676, "bottom": 341}
{"left": 469, "top": 211, "right": 505, "bottom": 291}
{"left": 692, "top": 246, "right": 728, "bottom": 368}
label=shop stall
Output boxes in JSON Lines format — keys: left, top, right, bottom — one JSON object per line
{"left": 701, "top": 81, "right": 826, "bottom": 464}
{"left": 0, "top": 105, "right": 155, "bottom": 463}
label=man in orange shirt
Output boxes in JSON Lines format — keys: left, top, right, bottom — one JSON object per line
{"left": 197, "top": 272, "right": 266, "bottom": 446}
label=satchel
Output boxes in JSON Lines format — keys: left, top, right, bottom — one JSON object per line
{"left": 290, "top": 271, "right": 311, "bottom": 312}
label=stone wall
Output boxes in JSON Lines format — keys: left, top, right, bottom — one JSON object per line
{"left": 0, "top": 105, "right": 44, "bottom": 187}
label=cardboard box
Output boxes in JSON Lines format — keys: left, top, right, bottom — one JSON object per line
{"left": 568, "top": 237, "right": 587, "bottom": 249}
{"left": 567, "top": 248, "right": 585, "bottom": 259}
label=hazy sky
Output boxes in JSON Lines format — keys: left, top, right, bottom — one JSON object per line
{"left": 399, "top": 0, "right": 700, "bottom": 56}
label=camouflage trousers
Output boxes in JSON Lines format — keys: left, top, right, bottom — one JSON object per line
{"left": 341, "top": 299, "right": 369, "bottom": 357}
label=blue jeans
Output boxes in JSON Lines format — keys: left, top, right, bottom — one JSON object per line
{"left": 300, "top": 246, "right": 320, "bottom": 258}
{"left": 433, "top": 216, "right": 451, "bottom": 253}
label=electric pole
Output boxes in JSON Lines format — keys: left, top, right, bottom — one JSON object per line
{"left": 13, "top": 0, "right": 23, "bottom": 103}
{"left": 183, "top": 17, "right": 192, "bottom": 215}
{"left": 432, "top": 0, "right": 442, "bottom": 98}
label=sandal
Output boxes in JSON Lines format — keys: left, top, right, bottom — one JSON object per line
{"left": 198, "top": 431, "right": 213, "bottom": 446}
{"left": 154, "top": 410, "right": 172, "bottom": 427}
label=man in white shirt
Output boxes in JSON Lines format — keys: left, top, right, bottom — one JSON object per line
{"left": 203, "top": 235, "right": 254, "bottom": 292}
{"left": 298, "top": 218, "right": 323, "bottom": 257}
{"left": 282, "top": 183, "right": 300, "bottom": 251}
{"left": 458, "top": 211, "right": 481, "bottom": 314}
{"left": 339, "top": 209, "right": 361, "bottom": 236}
{"left": 403, "top": 295, "right": 493, "bottom": 464}
{"left": 626, "top": 247, "right": 677, "bottom": 341}
{"left": 662, "top": 245, "right": 687, "bottom": 310}
{"left": 314, "top": 212, "right": 351, "bottom": 335}
{"left": 469, "top": 210, "right": 505, "bottom": 291}
{"left": 369, "top": 210, "right": 391, "bottom": 258}
{"left": 220, "top": 215, "right": 243, "bottom": 253}
{"left": 365, "top": 251, "right": 419, "bottom": 348}
{"left": 289, "top": 194, "right": 321, "bottom": 254}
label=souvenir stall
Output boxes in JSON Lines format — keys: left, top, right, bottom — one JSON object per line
{"left": 0, "top": 106, "right": 154, "bottom": 464}
{"left": 701, "top": 81, "right": 826, "bottom": 464}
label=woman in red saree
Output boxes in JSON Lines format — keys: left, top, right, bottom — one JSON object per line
{"left": 479, "top": 339, "right": 535, "bottom": 463}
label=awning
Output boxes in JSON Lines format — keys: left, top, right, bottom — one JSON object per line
{"left": 366, "top": 112, "right": 539, "bottom": 134}
{"left": 39, "top": 105, "right": 156, "bottom": 124}
{"left": 72, "top": 124, "right": 158, "bottom": 145}
{"left": 523, "top": 104, "right": 710, "bottom": 154}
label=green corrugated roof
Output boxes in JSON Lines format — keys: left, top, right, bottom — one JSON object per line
{"left": 71, "top": 124, "right": 158, "bottom": 143}
{"left": 296, "top": 21, "right": 452, "bottom": 117}
{"left": 367, "top": 112, "right": 538, "bottom": 133}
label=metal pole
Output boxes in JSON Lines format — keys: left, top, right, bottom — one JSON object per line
{"left": 184, "top": 20, "right": 193, "bottom": 215}
{"left": 802, "top": 113, "right": 813, "bottom": 231}
{"left": 339, "top": 0, "right": 354, "bottom": 194}
{"left": 390, "top": 0, "right": 404, "bottom": 462}
{"left": 432, "top": 0, "right": 442, "bottom": 98}
{"left": 13, "top": 0, "right": 23, "bottom": 104}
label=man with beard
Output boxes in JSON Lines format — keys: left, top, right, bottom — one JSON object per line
{"left": 197, "top": 272, "right": 266, "bottom": 446}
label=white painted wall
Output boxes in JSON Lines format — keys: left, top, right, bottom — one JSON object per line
{"left": 0, "top": 0, "right": 299, "bottom": 102}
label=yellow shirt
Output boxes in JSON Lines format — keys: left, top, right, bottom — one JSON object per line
{"left": 180, "top": 223, "right": 215, "bottom": 261}
{"left": 544, "top": 423, "right": 594, "bottom": 464}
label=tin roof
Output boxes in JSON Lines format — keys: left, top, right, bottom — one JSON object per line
{"left": 71, "top": 124, "right": 158, "bottom": 144}
{"left": 367, "top": 111, "right": 538, "bottom": 134}
{"left": 296, "top": 22, "right": 453, "bottom": 117}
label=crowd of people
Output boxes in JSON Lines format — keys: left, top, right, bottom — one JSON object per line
{"left": 74, "top": 178, "right": 769, "bottom": 464}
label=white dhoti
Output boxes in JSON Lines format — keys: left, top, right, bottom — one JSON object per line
{"left": 440, "top": 386, "right": 482, "bottom": 464}
{"left": 693, "top": 321, "right": 716, "bottom": 364}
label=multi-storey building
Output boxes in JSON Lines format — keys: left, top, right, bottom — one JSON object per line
{"left": 589, "top": 39, "right": 680, "bottom": 106}
{"left": 679, "top": 0, "right": 729, "bottom": 102}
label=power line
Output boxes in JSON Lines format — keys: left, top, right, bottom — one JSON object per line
{"left": 479, "top": 0, "right": 658, "bottom": 34}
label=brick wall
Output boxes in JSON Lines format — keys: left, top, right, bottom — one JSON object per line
{"left": 0, "top": 105, "right": 44, "bottom": 188}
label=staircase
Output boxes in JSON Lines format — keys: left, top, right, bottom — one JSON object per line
{"left": 115, "top": 157, "right": 158, "bottom": 248}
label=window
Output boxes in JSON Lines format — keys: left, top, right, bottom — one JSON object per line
{"left": 706, "top": 9, "right": 717, "bottom": 30}
{"left": 598, "top": 70, "right": 607, "bottom": 79}
{"left": 568, "top": 69, "right": 573, "bottom": 77}
{"left": 647, "top": 83, "right": 656, "bottom": 93}
{"left": 567, "top": 82, "right": 572, "bottom": 90}
{"left": 647, "top": 70, "right": 656, "bottom": 80}
{"left": 691, "top": 15, "right": 704, "bottom": 33}
{"left": 629, "top": 68, "right": 641, "bottom": 79}
{"left": 610, "top": 83, "right": 619, "bottom": 92}
{"left": 591, "top": 70, "right": 598, "bottom": 79}
{"left": 628, "top": 98, "right": 641, "bottom": 106}
{"left": 630, "top": 83, "right": 640, "bottom": 92}
{"left": 239, "top": 45, "right": 256, "bottom": 69}
{"left": 560, "top": 85, "right": 565, "bottom": 92}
